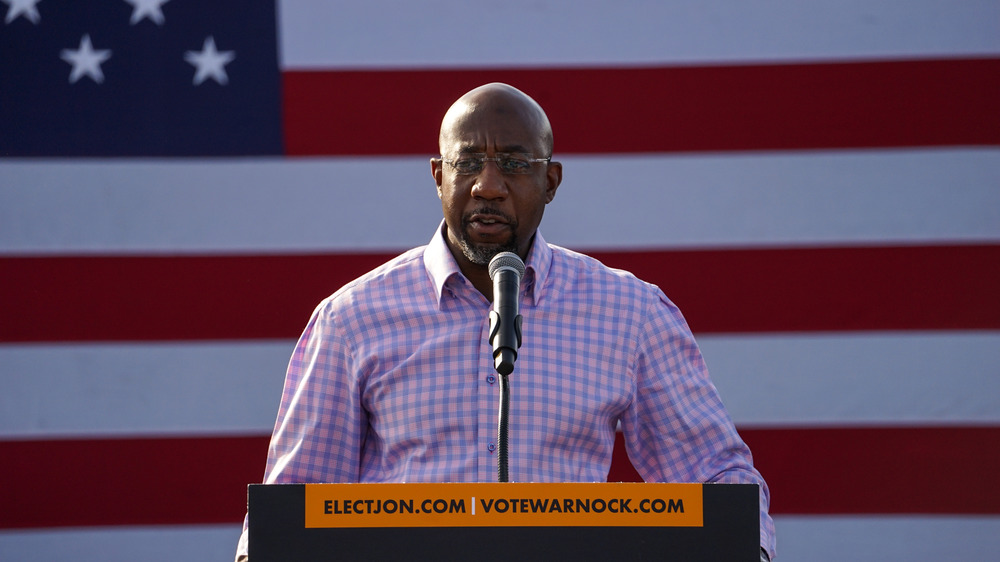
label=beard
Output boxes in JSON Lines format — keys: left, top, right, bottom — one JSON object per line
{"left": 458, "top": 208, "right": 519, "bottom": 265}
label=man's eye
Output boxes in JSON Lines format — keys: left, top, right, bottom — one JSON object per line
{"left": 453, "top": 159, "right": 481, "bottom": 172}
{"left": 500, "top": 158, "right": 531, "bottom": 172}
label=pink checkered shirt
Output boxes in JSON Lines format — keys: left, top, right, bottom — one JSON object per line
{"left": 238, "top": 224, "right": 775, "bottom": 558}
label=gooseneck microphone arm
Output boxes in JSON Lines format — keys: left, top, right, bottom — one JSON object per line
{"left": 488, "top": 252, "right": 525, "bottom": 483}
{"left": 496, "top": 374, "right": 512, "bottom": 483}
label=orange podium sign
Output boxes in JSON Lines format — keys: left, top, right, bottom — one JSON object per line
{"left": 304, "top": 482, "right": 703, "bottom": 528}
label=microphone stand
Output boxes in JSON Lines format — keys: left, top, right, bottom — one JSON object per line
{"left": 488, "top": 252, "right": 524, "bottom": 483}
{"left": 497, "top": 372, "right": 511, "bottom": 483}
{"left": 489, "top": 310, "right": 521, "bottom": 483}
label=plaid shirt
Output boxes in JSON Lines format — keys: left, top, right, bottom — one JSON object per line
{"left": 239, "top": 224, "right": 775, "bottom": 558}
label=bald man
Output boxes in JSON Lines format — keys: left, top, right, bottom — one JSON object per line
{"left": 236, "top": 83, "right": 776, "bottom": 561}
{"left": 433, "top": 83, "right": 562, "bottom": 295}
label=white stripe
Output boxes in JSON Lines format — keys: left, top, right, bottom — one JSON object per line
{"left": 0, "top": 157, "right": 440, "bottom": 255}
{"left": 772, "top": 515, "right": 1000, "bottom": 561}
{"left": 547, "top": 149, "right": 1000, "bottom": 250}
{"left": 0, "top": 341, "right": 292, "bottom": 438}
{"left": 0, "top": 156, "right": 440, "bottom": 255}
{"left": 2, "top": 149, "right": 997, "bottom": 255}
{"left": 701, "top": 332, "right": 1000, "bottom": 427}
{"left": 0, "top": 525, "right": 242, "bottom": 562}
{"left": 277, "top": 0, "right": 1000, "bottom": 69}
{"left": 1, "top": 517, "right": 998, "bottom": 562}
{"left": 2, "top": 332, "right": 996, "bottom": 438}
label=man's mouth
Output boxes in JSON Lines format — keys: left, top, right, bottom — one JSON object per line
{"left": 467, "top": 208, "right": 511, "bottom": 224}
{"left": 465, "top": 211, "right": 513, "bottom": 239}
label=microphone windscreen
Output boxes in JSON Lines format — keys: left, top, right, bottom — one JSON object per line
{"left": 488, "top": 252, "right": 525, "bottom": 280}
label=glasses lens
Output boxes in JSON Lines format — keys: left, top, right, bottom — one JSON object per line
{"left": 451, "top": 157, "right": 483, "bottom": 174}
{"left": 499, "top": 156, "right": 532, "bottom": 174}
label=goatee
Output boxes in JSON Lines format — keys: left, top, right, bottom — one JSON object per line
{"left": 458, "top": 234, "right": 520, "bottom": 266}
{"left": 459, "top": 208, "right": 519, "bottom": 265}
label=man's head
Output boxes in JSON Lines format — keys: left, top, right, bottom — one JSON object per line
{"left": 432, "top": 83, "right": 562, "bottom": 272}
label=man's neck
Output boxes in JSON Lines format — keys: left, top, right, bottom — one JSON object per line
{"left": 449, "top": 250, "right": 493, "bottom": 301}
{"left": 444, "top": 235, "right": 535, "bottom": 302}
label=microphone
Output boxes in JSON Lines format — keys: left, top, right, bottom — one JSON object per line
{"left": 488, "top": 251, "right": 525, "bottom": 376}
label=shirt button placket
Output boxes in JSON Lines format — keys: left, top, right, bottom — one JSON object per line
{"left": 478, "top": 315, "right": 500, "bottom": 481}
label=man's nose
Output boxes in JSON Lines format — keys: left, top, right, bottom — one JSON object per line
{"left": 471, "top": 161, "right": 509, "bottom": 200}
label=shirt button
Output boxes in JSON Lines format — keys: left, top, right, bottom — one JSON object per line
{"left": 487, "top": 442, "right": 496, "bottom": 452}
{"left": 486, "top": 375, "right": 496, "bottom": 385}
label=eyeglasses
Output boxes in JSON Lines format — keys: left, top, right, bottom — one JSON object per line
{"left": 440, "top": 153, "right": 551, "bottom": 175}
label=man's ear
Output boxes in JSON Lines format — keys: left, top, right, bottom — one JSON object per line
{"left": 544, "top": 160, "right": 562, "bottom": 203}
{"left": 430, "top": 158, "right": 444, "bottom": 198}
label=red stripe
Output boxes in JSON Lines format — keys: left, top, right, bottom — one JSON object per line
{"left": 742, "top": 426, "right": 1000, "bottom": 514}
{"left": 0, "top": 435, "right": 269, "bottom": 529}
{"left": 283, "top": 58, "right": 1000, "bottom": 156}
{"left": 613, "top": 426, "right": 1000, "bottom": 515}
{"left": 591, "top": 244, "right": 1000, "bottom": 334}
{"left": 0, "top": 252, "right": 394, "bottom": 343}
{"left": 2, "top": 426, "right": 995, "bottom": 528}
{"left": 3, "top": 244, "right": 997, "bottom": 342}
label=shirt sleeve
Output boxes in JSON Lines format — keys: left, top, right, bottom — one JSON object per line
{"left": 235, "top": 298, "right": 368, "bottom": 559}
{"left": 619, "top": 291, "right": 777, "bottom": 559}
{"left": 266, "top": 298, "right": 367, "bottom": 484}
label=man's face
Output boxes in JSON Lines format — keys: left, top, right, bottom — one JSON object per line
{"left": 432, "top": 96, "right": 561, "bottom": 268}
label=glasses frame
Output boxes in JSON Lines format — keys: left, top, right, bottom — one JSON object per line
{"left": 438, "top": 153, "right": 552, "bottom": 175}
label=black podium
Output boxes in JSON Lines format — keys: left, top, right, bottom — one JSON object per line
{"left": 248, "top": 482, "right": 759, "bottom": 561}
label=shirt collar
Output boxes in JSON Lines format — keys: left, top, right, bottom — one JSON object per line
{"left": 523, "top": 228, "right": 552, "bottom": 306}
{"left": 423, "top": 221, "right": 464, "bottom": 305}
{"left": 423, "top": 221, "right": 553, "bottom": 307}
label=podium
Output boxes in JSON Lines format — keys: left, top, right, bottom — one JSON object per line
{"left": 248, "top": 482, "right": 759, "bottom": 561}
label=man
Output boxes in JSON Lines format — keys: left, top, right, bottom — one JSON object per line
{"left": 236, "top": 83, "right": 776, "bottom": 560}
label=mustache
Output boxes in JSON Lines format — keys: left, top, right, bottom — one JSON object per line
{"left": 462, "top": 206, "right": 515, "bottom": 224}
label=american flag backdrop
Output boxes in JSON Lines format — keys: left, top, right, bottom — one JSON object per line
{"left": 2, "top": 1, "right": 999, "bottom": 560}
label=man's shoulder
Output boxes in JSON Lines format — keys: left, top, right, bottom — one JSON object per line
{"left": 548, "top": 244, "right": 662, "bottom": 297}
{"left": 547, "top": 244, "right": 687, "bottom": 331}
{"left": 323, "top": 246, "right": 428, "bottom": 305}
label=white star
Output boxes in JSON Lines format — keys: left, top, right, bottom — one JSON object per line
{"left": 3, "top": 0, "right": 42, "bottom": 24}
{"left": 60, "top": 34, "right": 112, "bottom": 84}
{"left": 184, "top": 36, "right": 235, "bottom": 86}
{"left": 123, "top": 0, "right": 168, "bottom": 25}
